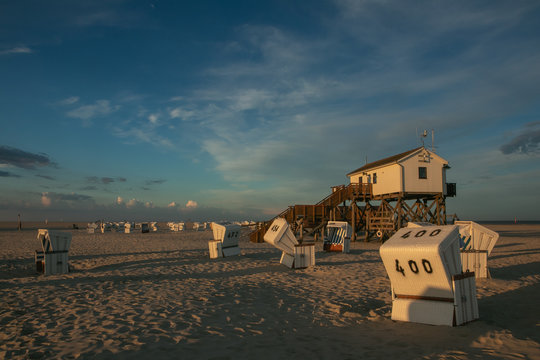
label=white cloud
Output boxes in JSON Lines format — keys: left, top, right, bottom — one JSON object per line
{"left": 0, "top": 46, "right": 32, "bottom": 56}
{"left": 116, "top": 196, "right": 124, "bottom": 205}
{"left": 148, "top": 114, "right": 159, "bottom": 124}
{"left": 186, "top": 200, "right": 198, "bottom": 208}
{"left": 58, "top": 96, "right": 80, "bottom": 106}
{"left": 169, "top": 107, "right": 195, "bottom": 120}
{"left": 167, "top": 201, "right": 178, "bottom": 208}
{"left": 67, "top": 100, "right": 120, "bottom": 126}
{"left": 41, "top": 193, "right": 51, "bottom": 207}
{"left": 39, "top": 192, "right": 94, "bottom": 208}
{"left": 113, "top": 127, "right": 175, "bottom": 150}
{"left": 126, "top": 198, "right": 140, "bottom": 208}
{"left": 229, "top": 89, "right": 273, "bottom": 111}
{"left": 145, "top": 201, "right": 154, "bottom": 208}
{"left": 123, "top": 198, "right": 155, "bottom": 209}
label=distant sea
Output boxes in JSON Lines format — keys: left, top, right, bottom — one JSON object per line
{"left": 477, "top": 220, "right": 540, "bottom": 225}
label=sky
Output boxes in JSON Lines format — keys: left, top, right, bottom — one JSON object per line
{"left": 1, "top": 0, "right": 540, "bottom": 222}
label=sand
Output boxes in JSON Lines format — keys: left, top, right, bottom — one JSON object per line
{"left": 0, "top": 224, "right": 539, "bottom": 359}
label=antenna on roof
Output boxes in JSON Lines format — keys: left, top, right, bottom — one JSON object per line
{"left": 419, "top": 129, "right": 427, "bottom": 147}
{"left": 431, "top": 129, "right": 435, "bottom": 152}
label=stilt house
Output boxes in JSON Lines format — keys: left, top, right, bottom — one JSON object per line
{"left": 250, "top": 146, "right": 457, "bottom": 243}
{"left": 346, "top": 146, "right": 455, "bottom": 197}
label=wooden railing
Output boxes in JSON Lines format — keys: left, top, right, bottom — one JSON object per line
{"left": 249, "top": 183, "right": 372, "bottom": 242}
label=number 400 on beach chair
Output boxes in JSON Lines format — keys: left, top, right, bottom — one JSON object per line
{"left": 379, "top": 225, "right": 479, "bottom": 326}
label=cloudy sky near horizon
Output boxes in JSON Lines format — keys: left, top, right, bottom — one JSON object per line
{"left": 1, "top": 0, "right": 539, "bottom": 222}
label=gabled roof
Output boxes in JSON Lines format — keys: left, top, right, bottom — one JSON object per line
{"left": 347, "top": 146, "right": 424, "bottom": 176}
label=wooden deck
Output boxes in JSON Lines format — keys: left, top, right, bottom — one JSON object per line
{"left": 249, "top": 182, "right": 452, "bottom": 243}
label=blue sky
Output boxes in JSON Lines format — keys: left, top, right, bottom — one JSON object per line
{"left": 1, "top": 0, "right": 539, "bottom": 222}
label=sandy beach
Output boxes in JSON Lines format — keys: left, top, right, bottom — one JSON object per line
{"left": 0, "top": 223, "right": 539, "bottom": 359}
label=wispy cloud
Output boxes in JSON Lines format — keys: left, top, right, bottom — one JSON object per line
{"left": 0, "top": 146, "right": 55, "bottom": 169}
{"left": 66, "top": 100, "right": 120, "bottom": 127}
{"left": 144, "top": 179, "right": 166, "bottom": 186}
{"left": 65, "top": 2, "right": 143, "bottom": 29}
{"left": 41, "top": 192, "right": 94, "bottom": 207}
{"left": 0, "top": 170, "right": 21, "bottom": 178}
{"left": 169, "top": 107, "right": 195, "bottom": 121}
{"left": 36, "top": 174, "right": 55, "bottom": 180}
{"left": 148, "top": 114, "right": 159, "bottom": 124}
{"left": 500, "top": 122, "right": 540, "bottom": 155}
{"left": 165, "top": 1, "right": 540, "bottom": 198}
{"left": 86, "top": 176, "right": 127, "bottom": 184}
{"left": 57, "top": 96, "right": 80, "bottom": 106}
{"left": 0, "top": 46, "right": 32, "bottom": 56}
{"left": 124, "top": 198, "right": 154, "bottom": 209}
{"left": 112, "top": 126, "right": 175, "bottom": 150}
{"left": 101, "top": 177, "right": 115, "bottom": 184}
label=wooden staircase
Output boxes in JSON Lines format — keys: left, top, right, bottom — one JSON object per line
{"left": 249, "top": 183, "right": 371, "bottom": 243}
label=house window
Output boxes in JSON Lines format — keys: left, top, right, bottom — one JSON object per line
{"left": 419, "top": 167, "right": 427, "bottom": 179}
{"left": 373, "top": 173, "right": 377, "bottom": 184}
{"left": 358, "top": 176, "right": 363, "bottom": 183}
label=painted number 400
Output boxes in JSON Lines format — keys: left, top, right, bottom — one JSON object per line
{"left": 394, "top": 228, "right": 440, "bottom": 276}
{"left": 395, "top": 258, "right": 433, "bottom": 276}
{"left": 401, "top": 228, "right": 441, "bottom": 239}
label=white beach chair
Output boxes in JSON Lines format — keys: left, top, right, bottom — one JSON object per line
{"left": 35, "top": 229, "right": 71, "bottom": 275}
{"left": 124, "top": 222, "right": 135, "bottom": 233}
{"left": 87, "top": 223, "right": 98, "bottom": 234}
{"left": 264, "top": 218, "right": 315, "bottom": 269}
{"left": 208, "top": 222, "right": 242, "bottom": 258}
{"left": 379, "top": 225, "right": 478, "bottom": 326}
{"left": 455, "top": 221, "right": 499, "bottom": 278}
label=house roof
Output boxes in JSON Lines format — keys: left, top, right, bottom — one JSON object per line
{"left": 346, "top": 146, "right": 425, "bottom": 176}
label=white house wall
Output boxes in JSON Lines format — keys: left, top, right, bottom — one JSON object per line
{"left": 349, "top": 164, "right": 402, "bottom": 196}
{"left": 371, "top": 164, "right": 402, "bottom": 196}
{"left": 348, "top": 148, "right": 447, "bottom": 196}
{"left": 400, "top": 152, "right": 444, "bottom": 194}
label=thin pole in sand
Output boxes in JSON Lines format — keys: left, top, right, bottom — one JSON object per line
{"left": 17, "top": 213, "right": 22, "bottom": 231}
